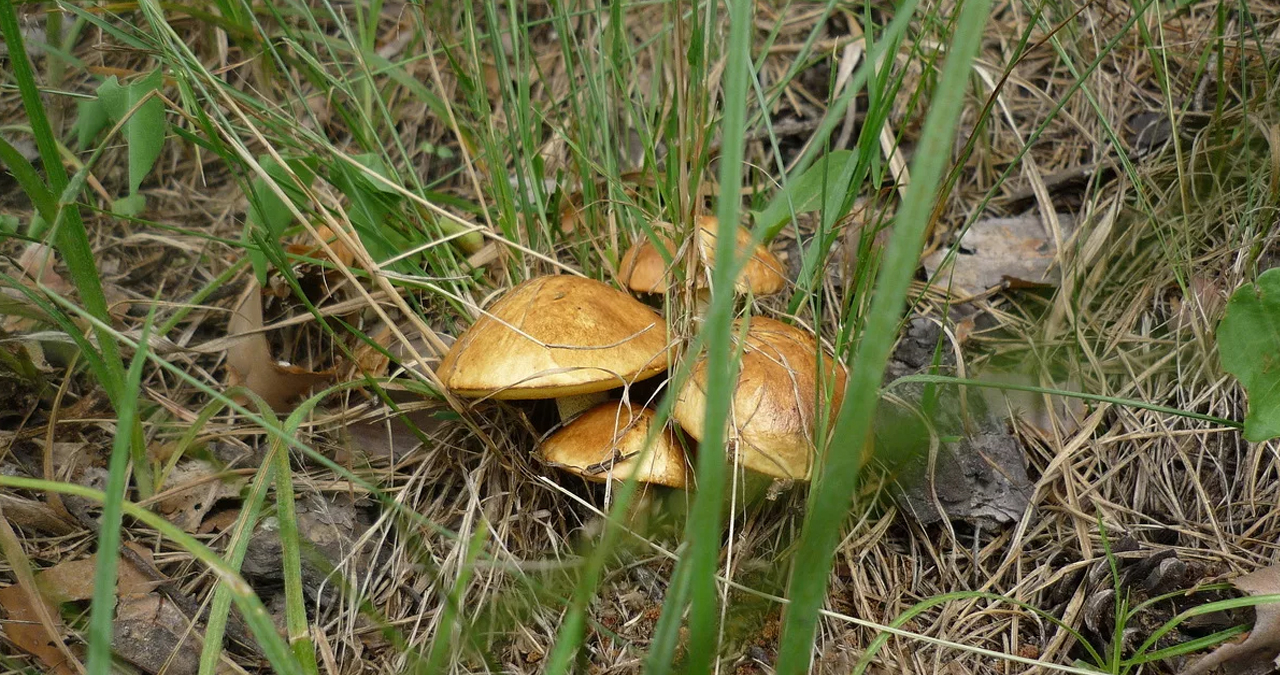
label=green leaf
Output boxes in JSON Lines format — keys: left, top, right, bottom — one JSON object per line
{"left": 752, "top": 149, "right": 857, "bottom": 237}
{"left": 0, "top": 135, "right": 57, "bottom": 224}
{"left": 244, "top": 155, "right": 318, "bottom": 283}
{"left": 246, "top": 155, "right": 318, "bottom": 239}
{"left": 111, "top": 193, "right": 147, "bottom": 216}
{"left": 329, "top": 155, "right": 404, "bottom": 265}
{"left": 1218, "top": 268, "right": 1280, "bottom": 442}
{"left": 97, "top": 76, "right": 127, "bottom": 121}
{"left": 124, "top": 69, "right": 166, "bottom": 195}
{"left": 73, "top": 97, "right": 108, "bottom": 149}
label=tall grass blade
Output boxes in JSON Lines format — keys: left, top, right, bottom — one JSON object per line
{"left": 0, "top": 0, "right": 125, "bottom": 401}
{"left": 643, "top": 0, "right": 756, "bottom": 672}
{"left": 0, "top": 475, "right": 305, "bottom": 675}
{"left": 84, "top": 309, "right": 154, "bottom": 675}
{"left": 773, "top": 1, "right": 993, "bottom": 672}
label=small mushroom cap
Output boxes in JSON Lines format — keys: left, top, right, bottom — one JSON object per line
{"left": 673, "top": 316, "right": 847, "bottom": 481}
{"left": 538, "top": 403, "right": 689, "bottom": 488}
{"left": 618, "top": 216, "right": 787, "bottom": 296}
{"left": 436, "top": 275, "right": 671, "bottom": 399}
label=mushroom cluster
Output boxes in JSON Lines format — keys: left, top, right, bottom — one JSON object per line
{"left": 435, "top": 215, "right": 848, "bottom": 504}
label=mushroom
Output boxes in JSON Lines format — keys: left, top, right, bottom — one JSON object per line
{"left": 435, "top": 275, "right": 672, "bottom": 419}
{"left": 673, "top": 316, "right": 847, "bottom": 482}
{"left": 538, "top": 402, "right": 688, "bottom": 489}
{"left": 618, "top": 215, "right": 787, "bottom": 304}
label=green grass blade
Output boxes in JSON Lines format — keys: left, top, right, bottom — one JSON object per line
{"left": 0, "top": 0, "right": 125, "bottom": 404}
{"left": 773, "top": 1, "right": 993, "bottom": 672}
{"left": 639, "top": 1, "right": 758, "bottom": 673}
{"left": 274, "top": 416, "right": 321, "bottom": 674}
{"left": 198, "top": 408, "right": 280, "bottom": 675}
{"left": 83, "top": 306, "right": 154, "bottom": 675}
{"left": 0, "top": 136, "right": 57, "bottom": 223}
{"left": 0, "top": 474, "right": 305, "bottom": 675}
{"left": 889, "top": 373, "right": 1240, "bottom": 429}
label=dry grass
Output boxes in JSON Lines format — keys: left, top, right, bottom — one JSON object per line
{"left": 3, "top": 1, "right": 1280, "bottom": 674}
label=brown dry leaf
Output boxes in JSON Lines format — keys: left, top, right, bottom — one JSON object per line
{"left": 1181, "top": 564, "right": 1280, "bottom": 675}
{"left": 113, "top": 594, "right": 207, "bottom": 675}
{"left": 225, "top": 280, "right": 332, "bottom": 411}
{"left": 16, "top": 243, "right": 73, "bottom": 296}
{"left": 0, "top": 584, "right": 77, "bottom": 675}
{"left": 346, "top": 323, "right": 396, "bottom": 381}
{"left": 0, "top": 493, "right": 76, "bottom": 535}
{"left": 284, "top": 223, "right": 356, "bottom": 269}
{"left": 1169, "top": 275, "right": 1228, "bottom": 334}
{"left": 922, "top": 213, "right": 1076, "bottom": 295}
{"left": 2, "top": 243, "right": 74, "bottom": 333}
{"left": 156, "top": 460, "right": 247, "bottom": 531}
{"left": 0, "top": 545, "right": 159, "bottom": 675}
{"left": 339, "top": 405, "right": 445, "bottom": 463}
{"left": 198, "top": 508, "right": 243, "bottom": 534}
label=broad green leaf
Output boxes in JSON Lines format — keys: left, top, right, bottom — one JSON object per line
{"left": 245, "top": 155, "right": 319, "bottom": 282}
{"left": 111, "top": 193, "right": 147, "bottom": 217}
{"left": 329, "top": 155, "right": 404, "bottom": 265}
{"left": 124, "top": 69, "right": 166, "bottom": 195}
{"left": 246, "top": 155, "right": 318, "bottom": 239}
{"left": 97, "top": 76, "right": 127, "bottom": 121}
{"left": 1218, "top": 268, "right": 1280, "bottom": 442}
{"left": 752, "top": 149, "right": 857, "bottom": 238}
{"left": 73, "top": 97, "right": 108, "bottom": 149}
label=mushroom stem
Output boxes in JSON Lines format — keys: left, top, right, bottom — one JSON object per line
{"left": 555, "top": 391, "right": 608, "bottom": 420}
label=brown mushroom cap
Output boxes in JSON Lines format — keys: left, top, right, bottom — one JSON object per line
{"left": 673, "top": 316, "right": 847, "bottom": 480}
{"left": 618, "top": 216, "right": 786, "bottom": 296}
{"left": 538, "top": 402, "right": 688, "bottom": 488}
{"left": 436, "top": 275, "right": 671, "bottom": 399}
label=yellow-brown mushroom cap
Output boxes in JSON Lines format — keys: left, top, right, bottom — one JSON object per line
{"left": 618, "top": 216, "right": 787, "bottom": 296}
{"left": 538, "top": 403, "right": 688, "bottom": 488}
{"left": 436, "top": 275, "right": 671, "bottom": 399}
{"left": 673, "top": 316, "right": 847, "bottom": 481}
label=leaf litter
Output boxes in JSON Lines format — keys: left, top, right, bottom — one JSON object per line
{"left": 1180, "top": 562, "right": 1280, "bottom": 675}
{"left": 923, "top": 211, "right": 1077, "bottom": 295}
{"left": 224, "top": 278, "right": 332, "bottom": 411}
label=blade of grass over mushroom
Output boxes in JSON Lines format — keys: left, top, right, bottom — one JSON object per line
{"left": 775, "top": 1, "right": 993, "bottom": 672}
{"left": 644, "top": 0, "right": 757, "bottom": 672}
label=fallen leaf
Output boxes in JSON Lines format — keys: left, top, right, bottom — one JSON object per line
{"left": 225, "top": 279, "right": 332, "bottom": 411}
{"left": 0, "top": 493, "right": 76, "bottom": 535}
{"left": 16, "top": 243, "right": 73, "bottom": 295}
{"left": 0, "top": 585, "right": 77, "bottom": 675}
{"left": 923, "top": 213, "right": 1076, "bottom": 295}
{"left": 1180, "top": 563, "right": 1280, "bottom": 675}
{"left": 113, "top": 594, "right": 205, "bottom": 675}
{"left": 2, "top": 244, "right": 74, "bottom": 333}
{"left": 284, "top": 223, "right": 357, "bottom": 269}
{"left": 1169, "top": 275, "right": 1228, "bottom": 334}
{"left": 156, "top": 460, "right": 246, "bottom": 531}
{"left": 339, "top": 404, "right": 446, "bottom": 463}
{"left": 0, "top": 545, "right": 159, "bottom": 675}
{"left": 197, "top": 508, "right": 243, "bottom": 534}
